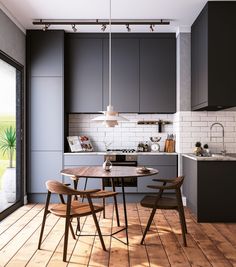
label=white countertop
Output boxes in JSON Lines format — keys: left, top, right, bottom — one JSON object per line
{"left": 182, "top": 153, "right": 236, "bottom": 161}
{"left": 64, "top": 152, "right": 178, "bottom": 156}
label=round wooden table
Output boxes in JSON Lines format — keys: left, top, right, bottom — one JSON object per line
{"left": 61, "top": 166, "right": 159, "bottom": 244}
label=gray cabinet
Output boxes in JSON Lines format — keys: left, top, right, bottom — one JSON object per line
{"left": 66, "top": 33, "right": 176, "bottom": 114}
{"left": 140, "top": 37, "right": 176, "bottom": 113}
{"left": 66, "top": 35, "right": 103, "bottom": 112}
{"left": 28, "top": 31, "right": 64, "bottom": 77}
{"left": 191, "top": 2, "right": 236, "bottom": 110}
{"left": 183, "top": 156, "right": 236, "bottom": 222}
{"left": 103, "top": 37, "right": 139, "bottom": 112}
{"left": 27, "top": 30, "right": 64, "bottom": 199}
{"left": 137, "top": 155, "right": 177, "bottom": 193}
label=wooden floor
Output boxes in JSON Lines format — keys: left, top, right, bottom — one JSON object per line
{"left": 1, "top": 203, "right": 236, "bottom": 267}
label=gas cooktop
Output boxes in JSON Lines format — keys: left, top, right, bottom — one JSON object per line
{"left": 106, "top": 149, "right": 136, "bottom": 153}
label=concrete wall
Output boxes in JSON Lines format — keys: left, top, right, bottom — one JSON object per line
{"left": 0, "top": 8, "right": 26, "bottom": 199}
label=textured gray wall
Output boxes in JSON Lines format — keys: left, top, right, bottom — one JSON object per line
{"left": 0, "top": 9, "right": 25, "bottom": 65}
{"left": 0, "top": 8, "right": 26, "bottom": 198}
{"left": 176, "top": 33, "right": 191, "bottom": 111}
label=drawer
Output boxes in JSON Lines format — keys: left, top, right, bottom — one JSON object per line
{"left": 64, "top": 155, "right": 104, "bottom": 166}
{"left": 138, "top": 155, "right": 177, "bottom": 166}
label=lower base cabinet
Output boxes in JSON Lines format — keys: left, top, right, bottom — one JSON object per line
{"left": 183, "top": 156, "right": 236, "bottom": 222}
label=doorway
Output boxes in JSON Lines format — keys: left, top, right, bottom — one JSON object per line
{"left": 0, "top": 51, "right": 24, "bottom": 220}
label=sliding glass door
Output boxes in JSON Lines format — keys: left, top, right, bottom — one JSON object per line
{"left": 0, "top": 52, "right": 24, "bottom": 219}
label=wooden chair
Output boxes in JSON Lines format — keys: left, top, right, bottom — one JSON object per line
{"left": 38, "top": 180, "right": 106, "bottom": 262}
{"left": 140, "top": 176, "right": 187, "bottom": 246}
{"left": 72, "top": 177, "right": 120, "bottom": 231}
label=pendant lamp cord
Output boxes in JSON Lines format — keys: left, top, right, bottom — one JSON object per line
{"left": 109, "top": 0, "right": 112, "bottom": 107}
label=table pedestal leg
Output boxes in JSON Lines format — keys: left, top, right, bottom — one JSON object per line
{"left": 121, "top": 177, "right": 129, "bottom": 245}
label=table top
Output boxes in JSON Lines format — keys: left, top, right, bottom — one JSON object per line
{"left": 61, "top": 166, "right": 158, "bottom": 179}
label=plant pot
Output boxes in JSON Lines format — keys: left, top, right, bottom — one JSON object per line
{"left": 2, "top": 167, "right": 16, "bottom": 203}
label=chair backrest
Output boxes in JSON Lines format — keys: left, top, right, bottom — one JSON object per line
{"left": 172, "top": 176, "right": 184, "bottom": 189}
{"left": 46, "top": 180, "right": 78, "bottom": 195}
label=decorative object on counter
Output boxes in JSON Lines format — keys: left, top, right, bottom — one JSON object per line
{"left": 103, "top": 158, "right": 112, "bottom": 171}
{"left": 193, "top": 141, "right": 203, "bottom": 156}
{"left": 91, "top": 0, "right": 128, "bottom": 127}
{"left": 137, "top": 120, "right": 171, "bottom": 132}
{"left": 150, "top": 136, "right": 161, "bottom": 152}
{"left": 137, "top": 142, "right": 149, "bottom": 152}
{"left": 164, "top": 134, "right": 175, "bottom": 153}
{"left": 79, "top": 136, "right": 93, "bottom": 151}
{"left": 67, "top": 136, "right": 83, "bottom": 152}
{"left": 136, "top": 166, "right": 151, "bottom": 174}
{"left": 203, "top": 144, "right": 211, "bottom": 157}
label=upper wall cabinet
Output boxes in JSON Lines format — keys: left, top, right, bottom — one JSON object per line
{"left": 103, "top": 37, "right": 140, "bottom": 112}
{"left": 66, "top": 33, "right": 176, "bottom": 113}
{"left": 140, "top": 36, "right": 176, "bottom": 113}
{"left": 191, "top": 2, "right": 236, "bottom": 111}
{"left": 27, "top": 31, "right": 64, "bottom": 77}
{"left": 66, "top": 35, "right": 103, "bottom": 113}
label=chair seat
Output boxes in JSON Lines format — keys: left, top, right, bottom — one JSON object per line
{"left": 140, "top": 195, "right": 178, "bottom": 209}
{"left": 90, "top": 190, "right": 118, "bottom": 198}
{"left": 50, "top": 201, "right": 103, "bottom": 218}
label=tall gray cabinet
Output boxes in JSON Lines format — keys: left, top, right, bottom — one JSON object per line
{"left": 27, "top": 30, "right": 64, "bottom": 202}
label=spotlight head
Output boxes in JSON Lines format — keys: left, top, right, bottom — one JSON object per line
{"left": 72, "top": 24, "right": 77, "bottom": 32}
{"left": 101, "top": 24, "right": 107, "bottom": 32}
{"left": 126, "top": 24, "right": 131, "bottom": 32}
{"left": 150, "top": 24, "right": 155, "bottom": 32}
{"left": 42, "top": 24, "right": 50, "bottom": 31}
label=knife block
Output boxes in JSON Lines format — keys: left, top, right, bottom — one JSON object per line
{"left": 164, "top": 139, "right": 175, "bottom": 153}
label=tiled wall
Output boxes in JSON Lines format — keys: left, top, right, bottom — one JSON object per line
{"left": 68, "top": 114, "right": 174, "bottom": 152}
{"left": 174, "top": 111, "right": 236, "bottom": 154}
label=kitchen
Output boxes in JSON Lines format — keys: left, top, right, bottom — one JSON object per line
{"left": 1, "top": 0, "right": 236, "bottom": 266}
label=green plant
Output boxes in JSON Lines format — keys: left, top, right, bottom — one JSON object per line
{"left": 203, "top": 144, "right": 209, "bottom": 149}
{"left": 0, "top": 126, "right": 16, "bottom": 168}
{"left": 195, "top": 141, "right": 202, "bottom": 148}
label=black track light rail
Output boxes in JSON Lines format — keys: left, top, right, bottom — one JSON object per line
{"left": 33, "top": 19, "right": 170, "bottom": 26}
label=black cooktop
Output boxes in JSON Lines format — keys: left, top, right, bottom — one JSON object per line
{"left": 106, "top": 149, "right": 136, "bottom": 153}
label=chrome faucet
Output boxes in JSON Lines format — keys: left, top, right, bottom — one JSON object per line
{"left": 210, "top": 122, "right": 226, "bottom": 156}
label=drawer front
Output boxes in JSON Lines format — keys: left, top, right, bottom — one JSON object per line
{"left": 138, "top": 155, "right": 177, "bottom": 166}
{"left": 137, "top": 165, "right": 177, "bottom": 193}
{"left": 64, "top": 155, "right": 104, "bottom": 166}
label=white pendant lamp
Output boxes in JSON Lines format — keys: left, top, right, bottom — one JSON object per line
{"left": 92, "top": 0, "right": 128, "bottom": 127}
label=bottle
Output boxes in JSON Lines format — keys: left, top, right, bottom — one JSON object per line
{"left": 103, "top": 159, "right": 112, "bottom": 171}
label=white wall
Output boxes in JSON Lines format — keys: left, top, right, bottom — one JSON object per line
{"left": 69, "top": 113, "right": 174, "bottom": 152}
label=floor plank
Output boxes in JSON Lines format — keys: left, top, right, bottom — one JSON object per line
{"left": 1, "top": 204, "right": 236, "bottom": 267}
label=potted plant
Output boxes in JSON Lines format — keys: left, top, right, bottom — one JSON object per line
{"left": 0, "top": 126, "right": 16, "bottom": 203}
{"left": 193, "top": 141, "right": 203, "bottom": 156}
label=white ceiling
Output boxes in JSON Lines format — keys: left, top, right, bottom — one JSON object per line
{"left": 0, "top": 0, "right": 232, "bottom": 33}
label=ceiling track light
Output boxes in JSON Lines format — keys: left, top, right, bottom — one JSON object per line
{"left": 71, "top": 24, "right": 77, "bottom": 32}
{"left": 150, "top": 24, "right": 155, "bottom": 32}
{"left": 126, "top": 24, "right": 131, "bottom": 32}
{"left": 42, "top": 24, "right": 50, "bottom": 31}
{"left": 101, "top": 24, "right": 107, "bottom": 31}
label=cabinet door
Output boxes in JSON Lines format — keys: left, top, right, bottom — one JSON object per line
{"left": 28, "top": 31, "right": 64, "bottom": 77}
{"left": 191, "top": 6, "right": 208, "bottom": 110}
{"left": 30, "top": 77, "right": 63, "bottom": 151}
{"left": 103, "top": 38, "right": 139, "bottom": 112}
{"left": 67, "top": 37, "right": 103, "bottom": 112}
{"left": 140, "top": 38, "right": 176, "bottom": 113}
{"left": 29, "top": 151, "right": 63, "bottom": 193}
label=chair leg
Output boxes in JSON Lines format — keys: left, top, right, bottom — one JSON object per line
{"left": 38, "top": 191, "right": 51, "bottom": 249}
{"left": 63, "top": 195, "right": 72, "bottom": 262}
{"left": 88, "top": 197, "right": 106, "bottom": 251}
{"left": 69, "top": 220, "right": 76, "bottom": 240}
{"left": 76, "top": 217, "right": 81, "bottom": 235}
{"left": 102, "top": 197, "right": 106, "bottom": 219}
{"left": 141, "top": 207, "right": 157, "bottom": 245}
{"left": 111, "top": 178, "right": 120, "bottom": 227}
{"left": 178, "top": 208, "right": 187, "bottom": 247}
